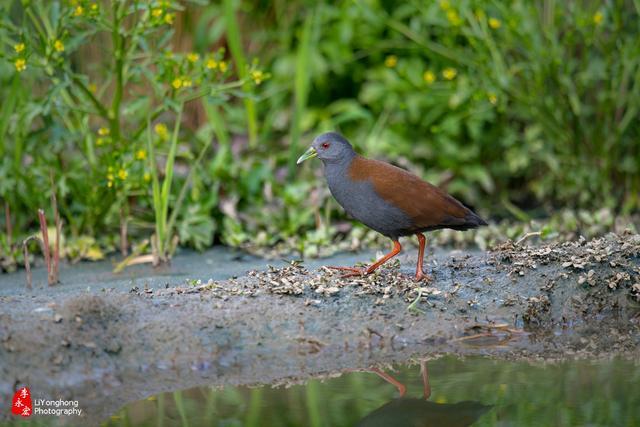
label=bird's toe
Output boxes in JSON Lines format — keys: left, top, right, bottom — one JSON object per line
{"left": 414, "top": 272, "right": 433, "bottom": 282}
{"left": 339, "top": 270, "right": 366, "bottom": 278}
{"left": 327, "top": 266, "right": 366, "bottom": 277}
{"left": 325, "top": 265, "right": 367, "bottom": 278}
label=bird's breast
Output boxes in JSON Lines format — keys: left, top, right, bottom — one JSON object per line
{"left": 325, "top": 170, "right": 413, "bottom": 238}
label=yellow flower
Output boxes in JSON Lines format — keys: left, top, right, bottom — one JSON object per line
{"left": 171, "top": 78, "right": 182, "bottom": 89}
{"left": 164, "top": 13, "right": 174, "bottom": 25}
{"left": 118, "top": 169, "right": 128, "bottom": 180}
{"left": 90, "top": 3, "right": 98, "bottom": 11}
{"left": 206, "top": 58, "right": 218, "bottom": 70}
{"left": 488, "top": 93, "right": 497, "bottom": 105}
{"left": 384, "top": 55, "right": 398, "bottom": 68}
{"left": 446, "top": 10, "right": 462, "bottom": 26}
{"left": 219, "top": 61, "right": 228, "bottom": 72}
{"left": 14, "top": 43, "right": 25, "bottom": 53}
{"left": 107, "top": 172, "right": 114, "bottom": 187}
{"left": 154, "top": 123, "right": 169, "bottom": 139}
{"left": 96, "top": 137, "right": 104, "bottom": 146}
{"left": 181, "top": 77, "right": 192, "bottom": 87}
{"left": 442, "top": 67, "right": 457, "bottom": 80}
{"left": 14, "top": 58, "right": 26, "bottom": 72}
{"left": 73, "top": 5, "right": 84, "bottom": 16}
{"left": 152, "top": 8, "right": 163, "bottom": 18}
{"left": 593, "top": 11, "right": 604, "bottom": 25}
{"left": 187, "top": 52, "right": 199, "bottom": 63}
{"left": 89, "top": 83, "right": 97, "bottom": 93}
{"left": 98, "top": 127, "right": 110, "bottom": 136}
{"left": 439, "top": 0, "right": 451, "bottom": 11}
{"left": 143, "top": 172, "right": 151, "bottom": 182}
{"left": 488, "top": 17, "right": 501, "bottom": 29}
{"left": 423, "top": 70, "right": 436, "bottom": 84}
{"left": 250, "top": 70, "right": 264, "bottom": 85}
{"left": 54, "top": 39, "right": 65, "bottom": 52}
{"left": 136, "top": 149, "right": 147, "bottom": 160}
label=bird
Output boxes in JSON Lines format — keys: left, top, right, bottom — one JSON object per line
{"left": 297, "top": 132, "right": 487, "bottom": 281}
{"left": 356, "top": 361, "right": 492, "bottom": 427}
{"left": 357, "top": 398, "right": 492, "bottom": 427}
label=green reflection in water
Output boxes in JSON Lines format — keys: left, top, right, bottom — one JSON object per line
{"left": 102, "top": 356, "right": 639, "bottom": 427}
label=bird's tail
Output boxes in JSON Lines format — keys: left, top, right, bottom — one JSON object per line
{"left": 450, "top": 210, "right": 487, "bottom": 230}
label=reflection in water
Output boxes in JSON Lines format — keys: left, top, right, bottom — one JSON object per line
{"left": 358, "top": 361, "right": 491, "bottom": 426}
{"left": 102, "top": 356, "right": 640, "bottom": 427}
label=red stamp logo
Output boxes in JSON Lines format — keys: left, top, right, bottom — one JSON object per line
{"left": 11, "top": 387, "right": 32, "bottom": 417}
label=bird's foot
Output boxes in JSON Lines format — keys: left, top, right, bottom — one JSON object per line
{"left": 327, "top": 266, "right": 367, "bottom": 278}
{"left": 414, "top": 271, "right": 433, "bottom": 282}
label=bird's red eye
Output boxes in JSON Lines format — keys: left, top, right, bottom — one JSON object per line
{"left": 321, "top": 142, "right": 330, "bottom": 149}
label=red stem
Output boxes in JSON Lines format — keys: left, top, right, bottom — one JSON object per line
{"left": 120, "top": 206, "right": 128, "bottom": 257}
{"left": 50, "top": 184, "right": 61, "bottom": 284}
{"left": 37, "top": 209, "right": 54, "bottom": 286}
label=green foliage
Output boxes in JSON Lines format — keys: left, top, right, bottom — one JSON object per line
{"left": 251, "top": 0, "right": 640, "bottom": 212}
{"left": 0, "top": 0, "right": 639, "bottom": 262}
{"left": 216, "top": 0, "right": 639, "bottom": 250}
{"left": 0, "top": 0, "right": 263, "bottom": 262}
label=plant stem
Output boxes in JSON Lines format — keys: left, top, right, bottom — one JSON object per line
{"left": 110, "top": 1, "right": 128, "bottom": 146}
{"left": 37, "top": 209, "right": 54, "bottom": 286}
{"left": 147, "top": 117, "right": 163, "bottom": 263}
{"left": 223, "top": 0, "right": 258, "bottom": 147}
{"left": 50, "top": 176, "right": 61, "bottom": 284}
{"left": 23, "top": 240, "right": 32, "bottom": 290}
{"left": 173, "top": 391, "right": 190, "bottom": 427}
{"left": 120, "top": 204, "right": 128, "bottom": 257}
{"left": 245, "top": 388, "right": 263, "bottom": 427}
{"left": 287, "top": 9, "right": 317, "bottom": 178}
{"left": 157, "top": 392, "right": 165, "bottom": 427}
{"left": 72, "top": 76, "right": 109, "bottom": 118}
{"left": 157, "top": 106, "right": 184, "bottom": 261}
{"left": 165, "top": 139, "right": 210, "bottom": 240}
{"left": 305, "top": 380, "right": 321, "bottom": 427}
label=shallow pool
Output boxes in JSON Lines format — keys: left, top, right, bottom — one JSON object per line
{"left": 100, "top": 356, "right": 639, "bottom": 427}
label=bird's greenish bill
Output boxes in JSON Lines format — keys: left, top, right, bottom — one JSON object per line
{"left": 296, "top": 146, "right": 317, "bottom": 165}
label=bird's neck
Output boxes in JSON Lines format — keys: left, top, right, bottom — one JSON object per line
{"left": 322, "top": 152, "right": 357, "bottom": 183}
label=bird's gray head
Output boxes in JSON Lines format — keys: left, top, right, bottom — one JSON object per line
{"left": 296, "top": 132, "right": 355, "bottom": 165}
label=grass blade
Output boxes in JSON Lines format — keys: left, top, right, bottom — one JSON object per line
{"left": 287, "top": 8, "right": 317, "bottom": 178}
{"left": 223, "top": 0, "right": 258, "bottom": 147}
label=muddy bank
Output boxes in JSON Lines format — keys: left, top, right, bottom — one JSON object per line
{"left": 0, "top": 233, "right": 639, "bottom": 425}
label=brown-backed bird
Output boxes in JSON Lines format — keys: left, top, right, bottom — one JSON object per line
{"left": 297, "top": 132, "right": 487, "bottom": 281}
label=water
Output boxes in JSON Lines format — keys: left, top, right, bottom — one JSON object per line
{"left": 101, "top": 356, "right": 639, "bottom": 427}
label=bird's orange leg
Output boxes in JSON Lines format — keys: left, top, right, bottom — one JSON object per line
{"left": 369, "top": 368, "right": 406, "bottom": 397}
{"left": 328, "top": 240, "right": 402, "bottom": 278}
{"left": 415, "top": 233, "right": 431, "bottom": 282}
{"left": 420, "top": 360, "right": 431, "bottom": 400}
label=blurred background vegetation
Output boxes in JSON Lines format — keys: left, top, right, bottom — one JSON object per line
{"left": 1, "top": 0, "right": 639, "bottom": 269}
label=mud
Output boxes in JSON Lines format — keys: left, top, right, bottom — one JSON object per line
{"left": 0, "top": 233, "right": 639, "bottom": 425}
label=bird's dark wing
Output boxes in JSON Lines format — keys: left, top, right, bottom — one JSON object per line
{"left": 348, "top": 156, "right": 484, "bottom": 232}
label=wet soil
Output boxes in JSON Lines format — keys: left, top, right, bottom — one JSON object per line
{"left": 0, "top": 233, "right": 639, "bottom": 425}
